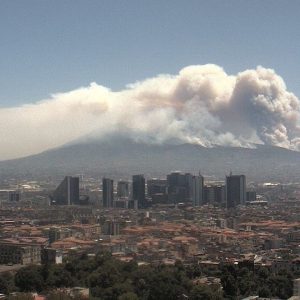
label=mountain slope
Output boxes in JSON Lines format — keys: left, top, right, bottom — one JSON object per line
{"left": 1, "top": 137, "right": 300, "bottom": 181}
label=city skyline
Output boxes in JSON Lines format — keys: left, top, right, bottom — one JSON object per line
{"left": 0, "top": 2, "right": 300, "bottom": 297}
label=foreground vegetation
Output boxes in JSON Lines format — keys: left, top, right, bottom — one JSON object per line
{"left": 0, "top": 252, "right": 297, "bottom": 299}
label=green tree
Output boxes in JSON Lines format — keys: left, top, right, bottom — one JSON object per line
{"left": 190, "top": 284, "right": 223, "bottom": 300}
{"left": 0, "top": 272, "right": 15, "bottom": 294}
{"left": 46, "top": 265, "right": 75, "bottom": 288}
{"left": 221, "top": 274, "right": 238, "bottom": 298}
{"left": 132, "top": 266, "right": 191, "bottom": 300}
{"left": 270, "top": 274, "right": 293, "bottom": 299}
{"left": 258, "top": 286, "right": 271, "bottom": 298}
{"left": 15, "top": 265, "right": 44, "bottom": 292}
{"left": 118, "top": 292, "right": 139, "bottom": 300}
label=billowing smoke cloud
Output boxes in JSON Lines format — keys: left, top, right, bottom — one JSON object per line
{"left": 0, "top": 64, "right": 299, "bottom": 160}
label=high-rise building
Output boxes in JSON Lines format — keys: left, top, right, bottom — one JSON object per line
{"left": 226, "top": 174, "right": 246, "bottom": 209}
{"left": 132, "top": 175, "right": 146, "bottom": 209}
{"left": 203, "top": 185, "right": 225, "bottom": 205}
{"left": 102, "top": 178, "right": 114, "bottom": 208}
{"left": 167, "top": 172, "right": 186, "bottom": 189}
{"left": 167, "top": 172, "right": 188, "bottom": 203}
{"left": 51, "top": 176, "right": 79, "bottom": 205}
{"left": 191, "top": 174, "right": 204, "bottom": 206}
{"left": 8, "top": 191, "right": 20, "bottom": 202}
{"left": 167, "top": 172, "right": 201, "bottom": 204}
{"left": 117, "top": 180, "right": 129, "bottom": 198}
{"left": 147, "top": 179, "right": 167, "bottom": 197}
{"left": 147, "top": 179, "right": 168, "bottom": 205}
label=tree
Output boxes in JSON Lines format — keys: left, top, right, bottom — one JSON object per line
{"left": 270, "top": 274, "right": 293, "bottom": 299}
{"left": 118, "top": 292, "right": 139, "bottom": 300}
{"left": 221, "top": 274, "right": 238, "bottom": 298}
{"left": 15, "top": 265, "right": 44, "bottom": 292}
{"left": 186, "top": 264, "right": 203, "bottom": 279}
{"left": 190, "top": 284, "right": 223, "bottom": 300}
{"left": 0, "top": 272, "right": 15, "bottom": 294}
{"left": 46, "top": 265, "right": 75, "bottom": 288}
{"left": 132, "top": 266, "right": 191, "bottom": 300}
{"left": 258, "top": 286, "right": 271, "bottom": 298}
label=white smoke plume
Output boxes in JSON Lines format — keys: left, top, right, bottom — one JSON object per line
{"left": 0, "top": 64, "right": 299, "bottom": 160}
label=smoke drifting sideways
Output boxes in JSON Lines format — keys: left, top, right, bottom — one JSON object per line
{"left": 0, "top": 64, "right": 299, "bottom": 160}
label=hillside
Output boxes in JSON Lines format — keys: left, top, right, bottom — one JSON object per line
{"left": 1, "top": 137, "right": 300, "bottom": 181}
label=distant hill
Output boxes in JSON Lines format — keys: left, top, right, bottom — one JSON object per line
{"left": 1, "top": 136, "right": 300, "bottom": 181}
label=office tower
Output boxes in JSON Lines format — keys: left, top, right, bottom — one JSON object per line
{"left": 117, "top": 180, "right": 129, "bottom": 198}
{"left": 167, "top": 172, "right": 198, "bottom": 204}
{"left": 8, "top": 191, "right": 20, "bottom": 202}
{"left": 191, "top": 174, "right": 204, "bottom": 207}
{"left": 147, "top": 179, "right": 167, "bottom": 197}
{"left": 214, "top": 185, "right": 225, "bottom": 204}
{"left": 185, "top": 173, "right": 194, "bottom": 201}
{"left": 147, "top": 179, "right": 168, "bottom": 205}
{"left": 51, "top": 176, "right": 79, "bottom": 205}
{"left": 102, "top": 178, "right": 114, "bottom": 208}
{"left": 226, "top": 174, "right": 246, "bottom": 209}
{"left": 203, "top": 185, "right": 225, "bottom": 205}
{"left": 167, "top": 172, "right": 186, "bottom": 189}
{"left": 132, "top": 175, "right": 146, "bottom": 209}
{"left": 167, "top": 172, "right": 187, "bottom": 203}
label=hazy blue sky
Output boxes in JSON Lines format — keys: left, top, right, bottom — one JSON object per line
{"left": 1, "top": 0, "right": 299, "bottom": 107}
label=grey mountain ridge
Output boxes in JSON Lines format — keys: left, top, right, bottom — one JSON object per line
{"left": 1, "top": 137, "right": 300, "bottom": 181}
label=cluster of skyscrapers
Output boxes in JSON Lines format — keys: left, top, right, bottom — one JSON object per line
{"left": 50, "top": 173, "right": 250, "bottom": 209}
{"left": 101, "top": 172, "right": 249, "bottom": 209}
{"left": 103, "top": 175, "right": 145, "bottom": 209}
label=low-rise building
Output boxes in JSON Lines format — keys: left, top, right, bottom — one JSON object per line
{"left": 0, "top": 237, "right": 48, "bottom": 265}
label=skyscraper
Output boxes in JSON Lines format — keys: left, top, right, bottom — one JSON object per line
{"left": 117, "top": 180, "right": 129, "bottom": 198}
{"left": 8, "top": 191, "right": 20, "bottom": 202}
{"left": 132, "top": 175, "right": 146, "bottom": 209}
{"left": 191, "top": 174, "right": 204, "bottom": 206}
{"left": 226, "top": 174, "right": 246, "bottom": 209}
{"left": 203, "top": 185, "right": 225, "bottom": 205}
{"left": 51, "top": 176, "right": 79, "bottom": 205}
{"left": 102, "top": 178, "right": 114, "bottom": 208}
{"left": 167, "top": 172, "right": 188, "bottom": 203}
{"left": 167, "top": 172, "right": 201, "bottom": 204}
{"left": 147, "top": 179, "right": 167, "bottom": 197}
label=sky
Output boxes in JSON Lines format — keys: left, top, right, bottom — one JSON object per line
{"left": 0, "top": 1, "right": 300, "bottom": 160}
{"left": 1, "top": 0, "right": 299, "bottom": 107}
